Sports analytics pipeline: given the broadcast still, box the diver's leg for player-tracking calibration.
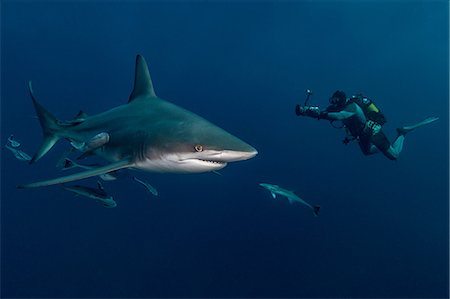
[384,146,400,160]
[358,134,379,156]
[361,143,379,155]
[372,131,399,160]
[367,144,379,155]
[383,133,406,160]
[391,134,405,155]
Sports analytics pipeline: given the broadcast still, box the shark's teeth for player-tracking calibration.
[198,159,225,165]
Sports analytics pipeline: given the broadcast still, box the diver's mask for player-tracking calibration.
[328,90,347,109]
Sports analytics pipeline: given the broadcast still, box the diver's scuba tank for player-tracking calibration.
[350,94,387,125]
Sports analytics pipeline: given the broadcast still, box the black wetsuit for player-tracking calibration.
[319,101,403,160]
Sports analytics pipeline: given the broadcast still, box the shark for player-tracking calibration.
[62,181,117,208]
[259,183,320,216]
[18,55,257,188]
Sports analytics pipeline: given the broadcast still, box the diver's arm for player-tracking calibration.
[323,103,360,120]
[322,110,355,120]
[298,103,359,120]
[297,105,356,120]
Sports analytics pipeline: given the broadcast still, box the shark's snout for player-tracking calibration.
[220,148,258,162]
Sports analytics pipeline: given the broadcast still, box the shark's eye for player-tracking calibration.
[194,144,203,152]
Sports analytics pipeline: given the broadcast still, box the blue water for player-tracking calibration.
[1,1,448,298]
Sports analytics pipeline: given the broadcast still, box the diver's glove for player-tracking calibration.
[296,105,321,119]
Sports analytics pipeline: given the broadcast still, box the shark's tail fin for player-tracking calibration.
[313,205,321,217]
[28,81,63,164]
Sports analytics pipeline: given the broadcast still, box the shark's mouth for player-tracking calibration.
[197,159,227,165]
[183,158,228,168]
[170,157,227,173]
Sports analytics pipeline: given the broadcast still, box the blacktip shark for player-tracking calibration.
[62,181,117,208]
[259,183,320,216]
[18,55,257,188]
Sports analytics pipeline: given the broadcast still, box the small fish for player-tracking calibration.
[70,132,110,152]
[4,144,32,161]
[61,158,118,181]
[7,135,21,148]
[62,181,117,208]
[133,176,158,196]
[259,183,320,216]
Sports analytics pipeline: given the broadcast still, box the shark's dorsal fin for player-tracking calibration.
[128,55,156,102]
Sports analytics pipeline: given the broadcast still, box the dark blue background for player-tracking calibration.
[1,1,448,298]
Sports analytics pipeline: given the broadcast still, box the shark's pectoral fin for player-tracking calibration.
[271,192,277,199]
[18,159,133,189]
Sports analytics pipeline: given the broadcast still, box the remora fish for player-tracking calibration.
[132,176,158,196]
[4,144,32,162]
[8,135,21,148]
[70,132,110,153]
[18,55,257,188]
[259,183,320,216]
[62,181,117,208]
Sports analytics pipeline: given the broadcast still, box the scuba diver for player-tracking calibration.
[295,90,439,160]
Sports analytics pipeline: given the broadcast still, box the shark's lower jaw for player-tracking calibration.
[134,157,227,173]
[180,158,228,172]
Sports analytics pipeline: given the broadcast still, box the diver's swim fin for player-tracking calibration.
[397,116,439,136]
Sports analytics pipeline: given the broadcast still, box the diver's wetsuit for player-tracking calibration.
[319,102,405,160]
